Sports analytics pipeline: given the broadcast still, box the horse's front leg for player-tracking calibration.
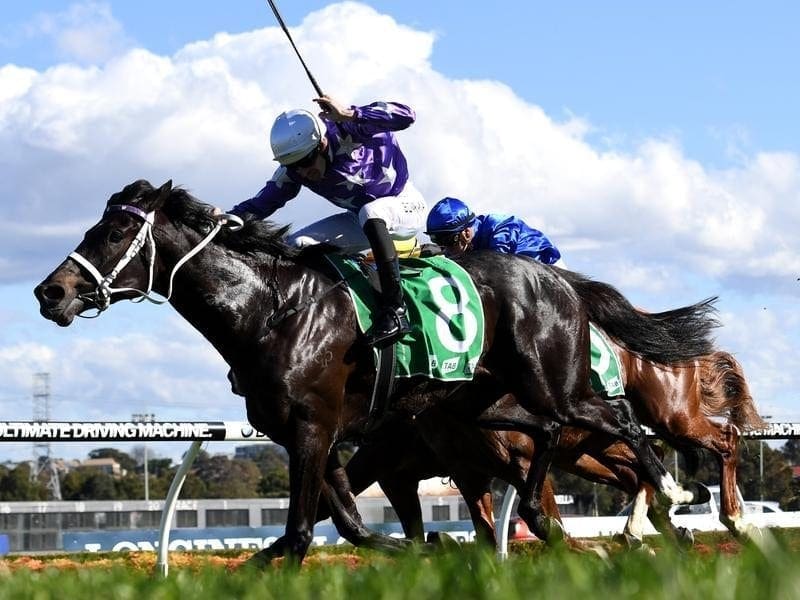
[516,422,566,545]
[451,473,497,548]
[379,476,426,542]
[571,395,705,507]
[247,419,331,567]
[474,403,566,544]
[321,450,412,551]
[643,485,695,549]
[714,423,750,537]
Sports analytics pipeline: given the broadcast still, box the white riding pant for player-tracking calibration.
[287,182,427,254]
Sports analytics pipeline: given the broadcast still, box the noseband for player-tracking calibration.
[68,204,242,316]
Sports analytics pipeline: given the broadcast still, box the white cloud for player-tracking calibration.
[0,315,232,419]
[0,343,56,389]
[716,305,800,420]
[2,1,796,287]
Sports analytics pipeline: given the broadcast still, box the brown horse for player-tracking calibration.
[326,344,763,547]
[34,180,718,563]
[614,345,765,536]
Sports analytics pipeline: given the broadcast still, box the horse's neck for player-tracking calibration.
[624,350,700,397]
[165,245,309,362]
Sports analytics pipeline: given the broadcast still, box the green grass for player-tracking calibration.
[3,532,800,599]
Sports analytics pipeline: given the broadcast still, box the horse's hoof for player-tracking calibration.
[744,524,764,541]
[675,526,695,549]
[426,531,460,549]
[686,482,711,505]
[426,531,443,545]
[586,544,611,561]
[242,551,273,570]
[636,543,656,557]
[538,517,566,546]
[612,532,643,550]
[743,525,780,555]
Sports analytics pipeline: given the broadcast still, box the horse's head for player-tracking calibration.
[34,179,174,326]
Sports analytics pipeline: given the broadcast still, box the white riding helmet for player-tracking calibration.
[269,109,325,165]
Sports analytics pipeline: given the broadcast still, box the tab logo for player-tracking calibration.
[441,358,459,374]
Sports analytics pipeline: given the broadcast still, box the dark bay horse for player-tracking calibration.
[330,345,763,547]
[34,180,716,563]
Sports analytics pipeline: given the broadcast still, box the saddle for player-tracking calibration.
[326,252,486,431]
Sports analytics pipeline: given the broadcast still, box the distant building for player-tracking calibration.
[77,458,125,479]
[234,444,276,461]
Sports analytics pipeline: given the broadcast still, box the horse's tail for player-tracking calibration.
[559,270,719,363]
[698,352,767,431]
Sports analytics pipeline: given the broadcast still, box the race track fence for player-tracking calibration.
[0,421,270,576]
[1,421,799,572]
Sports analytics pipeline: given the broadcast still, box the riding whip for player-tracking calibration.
[265,0,324,97]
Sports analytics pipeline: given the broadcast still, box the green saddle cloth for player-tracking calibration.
[326,255,485,382]
[326,255,622,394]
[589,322,624,397]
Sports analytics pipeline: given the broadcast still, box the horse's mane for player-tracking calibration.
[698,352,766,431]
[163,188,339,262]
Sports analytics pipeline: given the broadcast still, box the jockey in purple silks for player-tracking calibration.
[425,197,564,266]
[228,95,427,348]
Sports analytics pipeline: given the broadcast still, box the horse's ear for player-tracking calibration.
[140,179,172,212]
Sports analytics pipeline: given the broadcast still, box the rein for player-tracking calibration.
[69,204,243,316]
[69,201,353,330]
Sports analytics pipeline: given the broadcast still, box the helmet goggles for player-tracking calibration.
[286,144,322,170]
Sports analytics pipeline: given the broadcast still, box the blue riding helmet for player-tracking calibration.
[425,197,476,234]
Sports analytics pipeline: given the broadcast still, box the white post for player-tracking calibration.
[758,416,772,504]
[674,448,679,483]
[496,486,517,560]
[132,413,155,501]
[144,443,149,502]
[760,440,764,503]
[157,440,203,577]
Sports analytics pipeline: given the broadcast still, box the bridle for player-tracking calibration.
[68,201,347,329]
[68,204,242,317]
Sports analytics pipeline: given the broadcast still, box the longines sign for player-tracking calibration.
[64,522,478,553]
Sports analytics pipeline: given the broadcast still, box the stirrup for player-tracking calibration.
[366,307,410,348]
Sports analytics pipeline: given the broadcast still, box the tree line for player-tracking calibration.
[0,445,290,502]
[0,440,798,515]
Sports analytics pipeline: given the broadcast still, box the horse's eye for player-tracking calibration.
[109,229,125,243]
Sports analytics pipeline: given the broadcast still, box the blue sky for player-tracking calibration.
[5,1,798,164]
[0,1,798,461]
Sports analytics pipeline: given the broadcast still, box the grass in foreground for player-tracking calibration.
[2,531,800,599]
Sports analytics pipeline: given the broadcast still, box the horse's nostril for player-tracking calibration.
[35,283,65,303]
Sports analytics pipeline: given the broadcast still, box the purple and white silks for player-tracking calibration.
[231,101,417,219]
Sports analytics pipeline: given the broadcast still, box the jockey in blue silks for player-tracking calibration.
[426,198,630,399]
[425,197,562,265]
[227,95,428,348]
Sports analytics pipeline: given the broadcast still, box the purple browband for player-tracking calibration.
[104,204,153,223]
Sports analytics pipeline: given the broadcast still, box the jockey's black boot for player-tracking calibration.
[363,218,411,348]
